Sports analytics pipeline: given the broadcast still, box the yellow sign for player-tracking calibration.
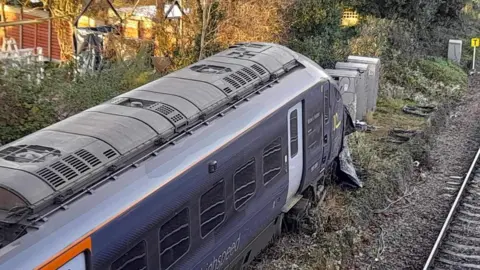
[472,38,480,47]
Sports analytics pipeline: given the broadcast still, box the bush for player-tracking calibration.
[347,0,467,26]
[284,0,357,68]
[0,66,58,144]
[417,57,467,87]
[0,52,158,145]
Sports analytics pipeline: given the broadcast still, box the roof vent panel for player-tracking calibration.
[103,149,117,159]
[251,64,267,75]
[37,168,65,188]
[75,149,101,167]
[223,77,241,89]
[236,70,252,82]
[50,161,78,180]
[63,155,90,173]
[230,74,247,86]
[241,67,258,79]
[146,102,187,129]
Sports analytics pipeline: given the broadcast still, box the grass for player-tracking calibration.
[251,96,432,269]
[253,57,466,268]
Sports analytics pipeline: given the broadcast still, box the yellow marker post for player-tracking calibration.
[471,38,480,70]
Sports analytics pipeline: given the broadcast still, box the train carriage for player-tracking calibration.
[0,42,354,270]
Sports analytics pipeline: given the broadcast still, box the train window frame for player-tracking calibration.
[335,85,342,102]
[289,110,298,158]
[262,137,283,185]
[233,158,257,210]
[324,85,330,123]
[199,179,227,239]
[158,208,191,270]
[111,240,148,270]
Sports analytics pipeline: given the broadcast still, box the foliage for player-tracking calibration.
[348,16,391,57]
[0,65,58,144]
[346,0,467,26]
[285,0,357,68]
[215,0,288,47]
[417,57,467,87]
[380,58,467,102]
[0,51,157,145]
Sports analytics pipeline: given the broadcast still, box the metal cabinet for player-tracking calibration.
[347,56,381,112]
[324,69,360,121]
[335,62,369,120]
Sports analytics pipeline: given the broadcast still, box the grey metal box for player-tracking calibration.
[335,62,369,120]
[347,56,381,112]
[448,39,462,64]
[324,68,360,121]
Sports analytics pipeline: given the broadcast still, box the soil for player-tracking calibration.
[357,75,480,269]
[251,75,480,270]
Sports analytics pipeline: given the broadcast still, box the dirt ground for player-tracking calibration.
[361,75,480,269]
[251,75,480,270]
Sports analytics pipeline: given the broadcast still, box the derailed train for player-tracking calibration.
[0,42,355,270]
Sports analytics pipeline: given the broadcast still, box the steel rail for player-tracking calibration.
[423,147,480,269]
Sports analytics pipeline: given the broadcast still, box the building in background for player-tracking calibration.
[0,0,190,64]
[0,5,65,62]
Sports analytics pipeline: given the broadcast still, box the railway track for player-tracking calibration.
[424,147,480,269]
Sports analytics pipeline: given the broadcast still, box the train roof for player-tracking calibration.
[0,43,334,261]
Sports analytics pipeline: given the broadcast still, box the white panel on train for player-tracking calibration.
[57,252,87,270]
[287,102,304,201]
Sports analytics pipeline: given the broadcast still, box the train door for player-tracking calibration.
[287,102,304,200]
[322,84,332,164]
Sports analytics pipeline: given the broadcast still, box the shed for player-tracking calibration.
[0,5,68,62]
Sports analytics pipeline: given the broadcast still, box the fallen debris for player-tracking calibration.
[380,128,422,144]
[402,104,436,117]
[338,137,362,188]
[373,187,416,214]
[355,121,377,132]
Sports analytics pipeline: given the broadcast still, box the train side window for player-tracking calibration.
[159,208,190,270]
[324,85,330,123]
[263,137,283,185]
[111,240,147,270]
[234,158,256,209]
[289,110,298,157]
[200,180,226,238]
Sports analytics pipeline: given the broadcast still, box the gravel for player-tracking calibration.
[363,75,480,269]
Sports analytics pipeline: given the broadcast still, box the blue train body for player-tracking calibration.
[0,42,353,270]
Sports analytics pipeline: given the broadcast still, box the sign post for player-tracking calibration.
[471,38,479,71]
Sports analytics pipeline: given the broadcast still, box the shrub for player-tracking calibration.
[347,0,467,26]
[0,51,157,145]
[284,0,356,68]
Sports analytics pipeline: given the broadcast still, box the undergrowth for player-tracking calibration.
[0,50,159,145]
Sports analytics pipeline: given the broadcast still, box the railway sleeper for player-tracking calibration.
[439,248,480,264]
[445,233,480,247]
[435,257,480,270]
[443,241,480,253]
[450,225,480,239]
